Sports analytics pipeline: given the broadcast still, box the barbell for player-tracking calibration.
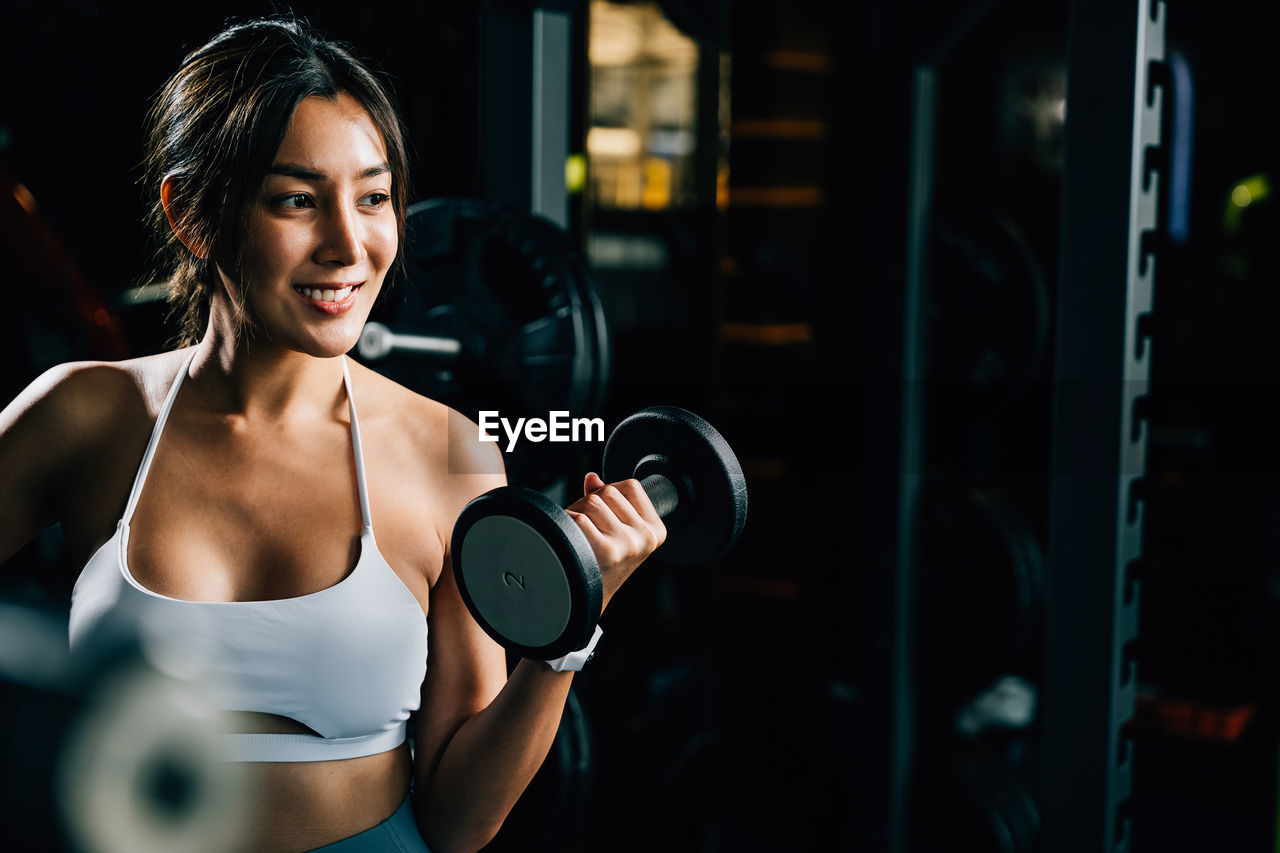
[354,197,611,490]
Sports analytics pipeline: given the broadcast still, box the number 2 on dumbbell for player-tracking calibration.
[451,406,748,660]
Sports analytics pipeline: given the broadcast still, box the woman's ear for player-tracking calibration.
[160,174,209,260]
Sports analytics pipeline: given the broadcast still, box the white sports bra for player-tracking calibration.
[68,348,429,762]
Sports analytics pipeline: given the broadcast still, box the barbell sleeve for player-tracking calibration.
[357,321,464,361]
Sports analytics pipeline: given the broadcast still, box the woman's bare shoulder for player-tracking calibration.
[0,351,192,552]
[2,350,189,440]
[346,360,505,487]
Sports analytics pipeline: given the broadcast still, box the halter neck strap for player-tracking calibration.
[122,347,199,524]
[342,356,374,531]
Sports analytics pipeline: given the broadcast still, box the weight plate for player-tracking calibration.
[568,240,612,420]
[929,197,1051,414]
[917,481,1045,710]
[602,406,748,567]
[452,486,602,659]
[914,737,1040,853]
[57,664,247,853]
[358,198,611,490]
[458,515,573,649]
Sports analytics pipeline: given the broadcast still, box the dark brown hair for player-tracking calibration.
[142,15,411,346]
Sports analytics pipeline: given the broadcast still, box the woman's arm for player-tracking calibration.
[411,543,570,853]
[411,412,665,853]
[0,363,120,567]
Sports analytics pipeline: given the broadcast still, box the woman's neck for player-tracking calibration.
[185,311,348,424]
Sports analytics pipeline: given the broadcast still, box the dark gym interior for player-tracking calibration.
[1,0,1277,851]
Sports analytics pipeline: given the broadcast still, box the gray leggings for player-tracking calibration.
[307,796,431,852]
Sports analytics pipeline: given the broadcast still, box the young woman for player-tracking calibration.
[0,16,664,853]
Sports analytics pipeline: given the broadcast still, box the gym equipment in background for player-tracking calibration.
[0,602,247,853]
[355,198,612,491]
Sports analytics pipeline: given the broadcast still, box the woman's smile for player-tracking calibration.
[292,282,365,314]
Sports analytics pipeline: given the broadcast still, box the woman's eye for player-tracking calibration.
[361,192,391,208]
[275,193,313,209]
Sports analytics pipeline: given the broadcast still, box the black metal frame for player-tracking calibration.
[479,0,584,230]
[1041,2,1164,851]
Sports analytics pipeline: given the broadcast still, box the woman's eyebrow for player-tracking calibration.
[266,162,391,180]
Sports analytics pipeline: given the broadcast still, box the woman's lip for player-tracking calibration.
[293,284,361,315]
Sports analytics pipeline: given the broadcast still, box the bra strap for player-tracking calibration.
[342,357,374,531]
[122,347,198,524]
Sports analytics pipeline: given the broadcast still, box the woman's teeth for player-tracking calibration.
[295,285,355,302]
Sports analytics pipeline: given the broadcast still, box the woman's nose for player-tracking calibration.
[315,204,366,267]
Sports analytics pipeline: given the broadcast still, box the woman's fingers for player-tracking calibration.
[571,477,661,544]
[582,471,606,495]
[564,475,667,604]
[611,479,667,546]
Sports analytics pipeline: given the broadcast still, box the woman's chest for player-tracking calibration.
[119,421,440,612]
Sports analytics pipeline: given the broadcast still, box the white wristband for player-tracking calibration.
[544,625,604,672]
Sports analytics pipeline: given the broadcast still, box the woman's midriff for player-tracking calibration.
[230,713,414,853]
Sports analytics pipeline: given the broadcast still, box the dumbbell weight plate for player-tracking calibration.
[454,487,603,659]
[602,406,748,567]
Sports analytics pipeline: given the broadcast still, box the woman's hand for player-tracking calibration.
[564,472,666,611]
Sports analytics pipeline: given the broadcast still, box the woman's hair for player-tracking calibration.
[141,14,411,346]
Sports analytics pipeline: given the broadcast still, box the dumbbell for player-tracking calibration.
[451,406,748,660]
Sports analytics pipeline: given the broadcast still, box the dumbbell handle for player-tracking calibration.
[629,457,695,532]
[639,473,680,519]
[357,321,463,361]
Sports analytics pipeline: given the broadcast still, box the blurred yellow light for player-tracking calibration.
[587,127,642,158]
[1234,175,1269,206]
[1224,173,1271,234]
[566,154,586,194]
[615,161,643,208]
[641,157,671,209]
[589,0,644,66]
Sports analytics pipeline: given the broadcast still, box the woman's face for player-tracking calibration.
[222,92,397,357]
